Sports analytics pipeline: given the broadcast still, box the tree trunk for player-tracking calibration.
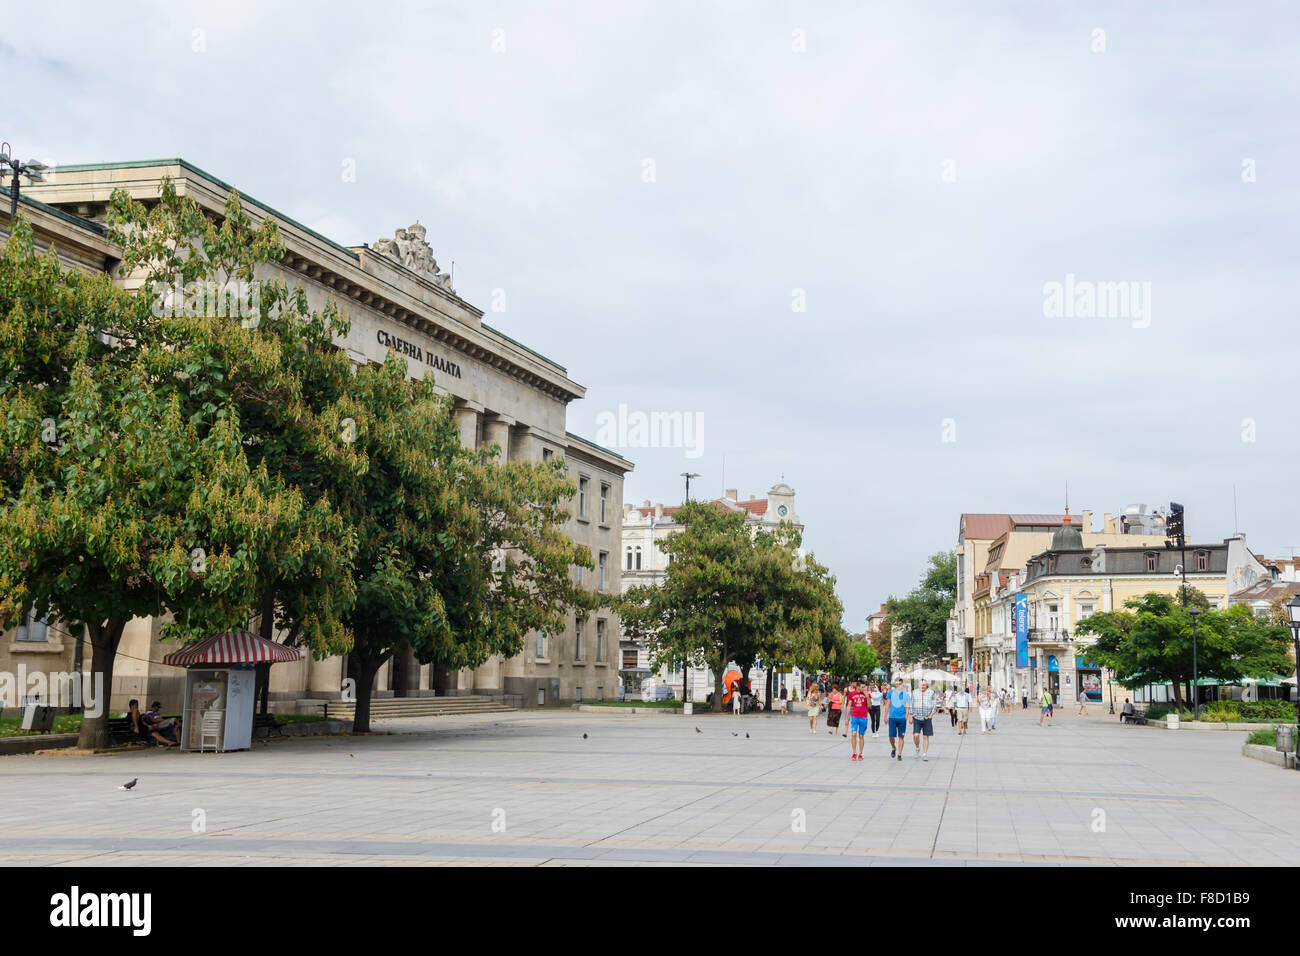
[77,619,127,750]
[351,653,385,734]
[254,586,277,716]
[712,645,727,712]
[765,666,774,711]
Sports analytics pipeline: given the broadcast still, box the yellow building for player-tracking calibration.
[988,527,1270,706]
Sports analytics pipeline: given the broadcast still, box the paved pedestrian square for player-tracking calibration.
[0,706,1296,866]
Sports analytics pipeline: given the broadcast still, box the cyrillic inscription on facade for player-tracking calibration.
[376,329,463,378]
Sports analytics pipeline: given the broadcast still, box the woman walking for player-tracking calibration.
[827,684,843,735]
[978,687,995,734]
[806,684,822,734]
[868,682,884,737]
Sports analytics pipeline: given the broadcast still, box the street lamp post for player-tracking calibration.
[0,143,49,219]
[1188,607,1201,720]
[1286,596,1300,769]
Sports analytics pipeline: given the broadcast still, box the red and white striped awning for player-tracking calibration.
[162,628,302,667]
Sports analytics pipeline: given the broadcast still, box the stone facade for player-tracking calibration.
[4,159,633,714]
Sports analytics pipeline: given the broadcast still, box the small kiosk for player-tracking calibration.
[162,628,301,753]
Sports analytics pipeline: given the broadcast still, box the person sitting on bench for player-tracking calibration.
[1119,699,1136,723]
[145,700,181,745]
[129,699,177,747]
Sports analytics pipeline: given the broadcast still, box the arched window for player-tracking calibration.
[635,546,642,570]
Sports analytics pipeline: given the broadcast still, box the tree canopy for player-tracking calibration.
[1075,589,1293,710]
[619,501,846,711]
[884,550,956,665]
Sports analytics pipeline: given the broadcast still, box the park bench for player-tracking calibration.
[107,715,182,746]
[253,713,285,738]
[1121,704,1148,726]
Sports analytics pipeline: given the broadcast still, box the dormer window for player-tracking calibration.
[1145,552,1157,572]
[1195,550,1208,572]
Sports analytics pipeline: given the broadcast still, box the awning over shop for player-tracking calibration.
[162,628,302,667]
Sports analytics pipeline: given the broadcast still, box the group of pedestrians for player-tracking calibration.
[802,676,1050,760]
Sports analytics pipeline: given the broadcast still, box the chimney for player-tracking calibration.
[642,499,650,508]
[1081,509,1092,532]
[1103,513,1116,534]
[725,488,738,501]
[654,503,664,518]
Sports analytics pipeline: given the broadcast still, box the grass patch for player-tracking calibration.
[1248,728,1282,746]
[269,713,332,724]
[0,713,83,738]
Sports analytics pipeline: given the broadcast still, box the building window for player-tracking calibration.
[598,552,607,591]
[16,607,48,643]
[596,620,606,662]
[578,477,588,517]
[635,546,642,570]
[626,547,634,571]
[600,483,609,523]
[575,619,584,661]
[623,648,639,669]
[536,631,547,659]
[1078,604,1094,620]
[1145,552,1157,572]
[1196,551,1208,571]
[542,447,553,462]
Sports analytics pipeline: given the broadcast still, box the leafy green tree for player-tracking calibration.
[1075,589,1293,711]
[850,640,880,678]
[336,358,597,732]
[105,182,360,707]
[0,214,321,747]
[886,551,956,665]
[620,502,845,712]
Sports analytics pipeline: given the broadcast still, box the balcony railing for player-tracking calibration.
[1028,628,1070,645]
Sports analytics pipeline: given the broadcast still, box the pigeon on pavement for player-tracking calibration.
[582,733,588,739]
[118,778,138,791]
[731,732,738,737]
[695,727,703,734]
[745,733,750,738]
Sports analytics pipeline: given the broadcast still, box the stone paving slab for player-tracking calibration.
[0,706,1294,866]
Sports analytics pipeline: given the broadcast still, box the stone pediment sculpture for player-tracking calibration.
[372,221,454,291]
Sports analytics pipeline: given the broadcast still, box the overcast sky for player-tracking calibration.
[7,0,1299,627]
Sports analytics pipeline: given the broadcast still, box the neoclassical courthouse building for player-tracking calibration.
[1,158,631,710]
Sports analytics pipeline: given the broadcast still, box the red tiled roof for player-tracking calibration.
[1230,580,1300,602]
[634,497,769,519]
[962,513,1071,541]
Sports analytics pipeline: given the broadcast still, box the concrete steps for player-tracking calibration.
[324,696,515,720]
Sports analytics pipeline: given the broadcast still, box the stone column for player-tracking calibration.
[453,400,483,451]
[473,412,516,695]
[481,413,514,462]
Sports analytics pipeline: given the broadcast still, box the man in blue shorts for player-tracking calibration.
[886,677,911,761]
[846,681,870,760]
[910,679,937,761]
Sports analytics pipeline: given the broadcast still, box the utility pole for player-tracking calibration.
[680,471,700,503]
[1166,502,1187,605]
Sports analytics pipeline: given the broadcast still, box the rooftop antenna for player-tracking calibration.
[1233,484,1239,535]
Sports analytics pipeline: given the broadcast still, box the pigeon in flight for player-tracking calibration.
[118,778,138,791]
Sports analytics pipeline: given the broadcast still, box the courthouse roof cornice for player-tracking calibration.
[27,159,583,403]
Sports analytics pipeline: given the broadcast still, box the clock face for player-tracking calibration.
[777,505,788,517]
